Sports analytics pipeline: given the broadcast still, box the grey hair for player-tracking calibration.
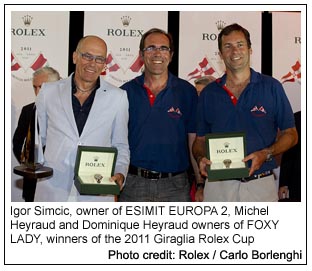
[194,75,216,87]
[33,66,61,82]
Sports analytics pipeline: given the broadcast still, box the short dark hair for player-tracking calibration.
[139,28,174,53]
[218,23,252,51]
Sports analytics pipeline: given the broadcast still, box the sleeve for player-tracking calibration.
[196,90,210,136]
[35,88,48,148]
[12,106,30,162]
[186,85,198,134]
[111,90,130,179]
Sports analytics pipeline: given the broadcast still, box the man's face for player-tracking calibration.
[33,73,49,96]
[219,30,252,73]
[141,33,173,76]
[73,37,107,83]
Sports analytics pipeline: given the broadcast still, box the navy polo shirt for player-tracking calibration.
[121,72,198,173]
[197,68,295,174]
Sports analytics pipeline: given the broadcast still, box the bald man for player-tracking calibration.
[35,35,129,202]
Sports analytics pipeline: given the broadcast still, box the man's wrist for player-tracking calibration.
[196,182,205,191]
[264,147,274,161]
[115,173,125,184]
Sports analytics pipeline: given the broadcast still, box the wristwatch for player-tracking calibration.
[265,149,273,162]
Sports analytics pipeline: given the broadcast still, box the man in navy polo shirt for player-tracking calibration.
[192,23,298,202]
[119,28,199,202]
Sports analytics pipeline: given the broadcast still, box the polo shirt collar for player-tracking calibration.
[136,71,176,89]
[216,68,258,86]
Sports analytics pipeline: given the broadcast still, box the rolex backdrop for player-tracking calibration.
[84,11,168,87]
[272,12,301,113]
[11,11,69,201]
[179,11,261,84]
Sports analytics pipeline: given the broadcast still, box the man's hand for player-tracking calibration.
[197,156,211,177]
[110,173,125,190]
[243,149,268,176]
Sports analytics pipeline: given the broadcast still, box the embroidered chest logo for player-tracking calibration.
[250,105,267,116]
[167,107,182,118]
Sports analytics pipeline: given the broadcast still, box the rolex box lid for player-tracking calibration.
[74,145,120,195]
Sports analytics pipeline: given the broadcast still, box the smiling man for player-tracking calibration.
[119,28,199,202]
[35,35,129,202]
[192,24,298,202]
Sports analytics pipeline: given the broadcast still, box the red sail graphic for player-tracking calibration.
[11,53,21,71]
[30,53,48,71]
[129,55,144,72]
[187,57,216,81]
[281,60,301,84]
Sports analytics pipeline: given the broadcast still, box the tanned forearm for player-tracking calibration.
[244,127,298,175]
[192,136,210,177]
[263,127,298,157]
[188,133,202,182]
[192,136,207,164]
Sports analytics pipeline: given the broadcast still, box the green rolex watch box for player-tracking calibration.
[206,132,249,180]
[74,145,120,195]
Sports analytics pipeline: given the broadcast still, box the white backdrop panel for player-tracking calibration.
[179,11,261,84]
[84,11,168,87]
[272,12,301,113]
[11,11,69,201]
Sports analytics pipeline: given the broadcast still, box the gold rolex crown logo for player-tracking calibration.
[216,20,226,32]
[22,15,33,26]
[224,142,230,148]
[94,156,99,162]
[121,16,131,27]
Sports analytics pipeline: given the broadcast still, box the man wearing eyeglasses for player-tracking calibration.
[35,35,129,202]
[119,28,199,202]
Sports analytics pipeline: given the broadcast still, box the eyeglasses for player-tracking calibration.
[77,51,106,64]
[142,46,171,53]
